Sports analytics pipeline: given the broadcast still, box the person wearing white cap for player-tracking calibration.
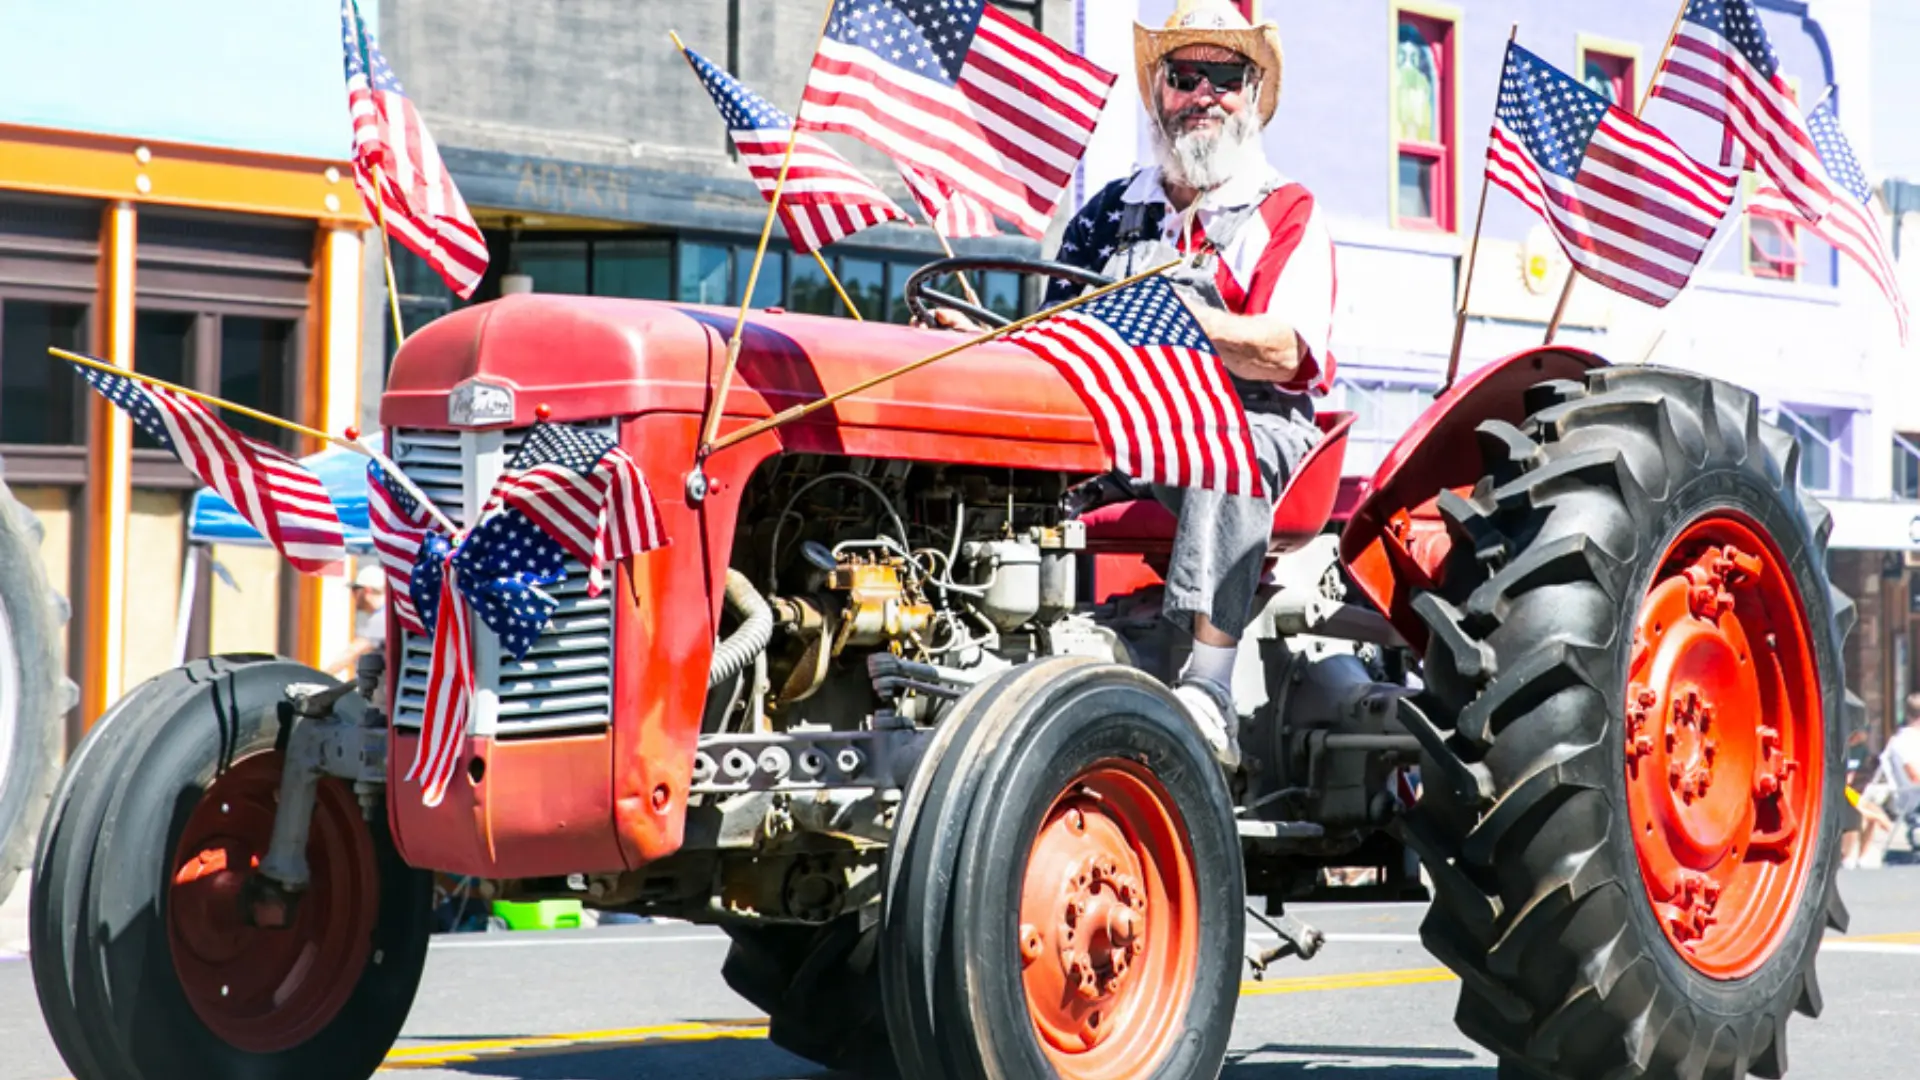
[934,0,1335,770]
[325,564,388,679]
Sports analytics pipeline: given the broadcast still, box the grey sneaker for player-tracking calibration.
[1174,676,1242,770]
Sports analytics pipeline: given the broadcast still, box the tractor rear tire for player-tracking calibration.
[0,471,78,908]
[881,656,1243,1080]
[1407,366,1851,1079]
[29,655,433,1080]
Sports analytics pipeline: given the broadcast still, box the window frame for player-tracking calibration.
[1743,78,1805,282]
[1769,403,1852,497]
[1389,2,1463,234]
[1892,431,1920,500]
[1576,34,1641,112]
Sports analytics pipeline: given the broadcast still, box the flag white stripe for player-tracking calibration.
[798,99,1047,234]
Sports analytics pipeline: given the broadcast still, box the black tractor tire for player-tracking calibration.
[720,917,898,1077]
[881,656,1244,1080]
[0,470,79,908]
[29,655,434,1080]
[1405,366,1851,1079]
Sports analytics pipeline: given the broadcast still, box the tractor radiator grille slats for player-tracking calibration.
[387,422,619,738]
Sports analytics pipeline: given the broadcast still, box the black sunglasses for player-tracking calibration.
[1164,60,1251,95]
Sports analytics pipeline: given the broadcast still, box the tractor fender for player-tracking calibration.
[1337,345,1607,652]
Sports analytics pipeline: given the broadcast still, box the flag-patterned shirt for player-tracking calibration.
[1046,164,1337,397]
[683,45,910,254]
[77,364,345,574]
[1489,43,1737,308]
[1006,276,1265,498]
[798,0,1115,240]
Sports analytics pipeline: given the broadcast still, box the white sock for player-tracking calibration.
[1182,640,1236,687]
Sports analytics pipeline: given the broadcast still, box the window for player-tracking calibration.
[1769,405,1851,496]
[591,239,672,300]
[1893,432,1920,500]
[1335,379,1435,475]
[131,312,195,452]
[514,240,590,295]
[1393,9,1456,231]
[788,255,840,316]
[732,245,786,311]
[218,318,298,451]
[678,242,731,305]
[1746,177,1803,280]
[838,258,886,321]
[0,301,89,446]
[1578,42,1638,111]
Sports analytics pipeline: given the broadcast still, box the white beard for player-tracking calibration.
[1151,88,1264,193]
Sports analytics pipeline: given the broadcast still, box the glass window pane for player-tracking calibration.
[980,271,1022,321]
[788,254,841,316]
[1397,155,1434,221]
[679,242,732,305]
[733,247,785,311]
[132,311,196,451]
[1584,60,1618,104]
[1395,23,1438,143]
[839,258,885,322]
[887,262,916,324]
[513,239,589,295]
[1,301,87,446]
[1894,439,1920,500]
[219,318,297,451]
[591,239,672,300]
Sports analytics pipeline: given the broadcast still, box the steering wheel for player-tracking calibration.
[903,256,1116,329]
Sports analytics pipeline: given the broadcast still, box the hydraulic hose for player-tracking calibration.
[709,569,774,689]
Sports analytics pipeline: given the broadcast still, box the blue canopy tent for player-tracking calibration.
[185,432,382,554]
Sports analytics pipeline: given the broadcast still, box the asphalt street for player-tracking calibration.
[3,868,1916,1079]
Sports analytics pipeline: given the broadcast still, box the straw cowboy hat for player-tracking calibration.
[1134,0,1285,128]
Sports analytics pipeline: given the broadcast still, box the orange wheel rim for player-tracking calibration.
[1625,511,1825,980]
[166,752,379,1052]
[1017,761,1199,1079]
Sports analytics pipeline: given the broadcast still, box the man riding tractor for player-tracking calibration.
[934,0,1330,771]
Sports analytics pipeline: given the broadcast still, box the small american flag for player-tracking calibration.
[1752,100,1909,343]
[341,0,489,298]
[1650,0,1832,225]
[797,0,1116,240]
[72,362,345,574]
[683,45,909,254]
[479,423,668,595]
[1487,43,1738,308]
[368,460,435,638]
[406,534,474,808]
[899,163,999,239]
[1005,276,1264,498]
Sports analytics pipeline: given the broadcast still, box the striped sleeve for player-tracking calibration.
[1215,184,1338,395]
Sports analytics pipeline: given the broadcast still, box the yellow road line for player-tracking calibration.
[376,965,1458,1070]
[1838,931,1920,945]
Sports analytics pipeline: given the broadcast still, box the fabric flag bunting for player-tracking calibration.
[406,533,473,808]
[71,361,346,574]
[899,163,999,239]
[368,460,436,638]
[341,0,490,298]
[1486,43,1739,308]
[1649,0,1831,225]
[682,44,910,254]
[1004,276,1264,499]
[797,0,1116,240]
[1751,100,1909,344]
[478,423,669,596]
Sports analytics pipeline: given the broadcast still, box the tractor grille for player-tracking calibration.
[387,422,619,738]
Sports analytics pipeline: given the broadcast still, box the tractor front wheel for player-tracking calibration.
[29,656,433,1080]
[1408,367,1851,1079]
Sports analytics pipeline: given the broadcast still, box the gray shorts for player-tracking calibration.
[1151,407,1322,640]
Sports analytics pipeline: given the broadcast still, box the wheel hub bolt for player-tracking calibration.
[1020,923,1043,965]
[1066,808,1085,834]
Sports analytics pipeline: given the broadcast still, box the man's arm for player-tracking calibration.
[1191,305,1305,386]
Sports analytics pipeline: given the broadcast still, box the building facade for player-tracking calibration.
[0,0,377,744]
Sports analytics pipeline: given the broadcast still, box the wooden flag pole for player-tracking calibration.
[668,30,866,326]
[709,257,1184,453]
[370,164,409,347]
[1441,26,1518,393]
[1543,3,1692,344]
[689,3,841,455]
[50,346,459,537]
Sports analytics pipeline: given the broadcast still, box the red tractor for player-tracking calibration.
[30,259,1854,1080]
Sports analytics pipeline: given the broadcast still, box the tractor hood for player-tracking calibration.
[380,294,1106,468]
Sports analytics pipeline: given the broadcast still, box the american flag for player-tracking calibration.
[406,534,475,808]
[478,423,668,596]
[1487,44,1738,308]
[1004,276,1264,498]
[71,361,345,574]
[368,460,435,638]
[796,0,1116,240]
[1751,100,1909,343]
[682,45,910,254]
[900,162,999,238]
[341,0,490,298]
[1649,0,1832,225]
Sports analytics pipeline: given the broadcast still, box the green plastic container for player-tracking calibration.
[491,898,583,931]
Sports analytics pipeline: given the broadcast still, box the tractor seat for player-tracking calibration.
[1077,411,1355,556]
